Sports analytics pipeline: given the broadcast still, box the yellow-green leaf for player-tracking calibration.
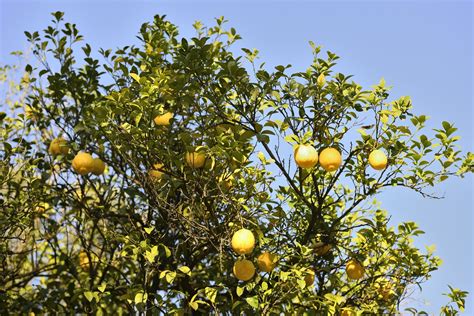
[189,301,199,311]
[144,227,154,234]
[165,271,176,283]
[246,296,259,309]
[204,287,218,303]
[178,266,191,275]
[84,291,94,302]
[130,73,140,83]
[98,283,106,293]
[236,286,244,297]
[134,292,147,305]
[145,245,158,263]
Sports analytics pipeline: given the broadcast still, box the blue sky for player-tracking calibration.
[1,0,472,313]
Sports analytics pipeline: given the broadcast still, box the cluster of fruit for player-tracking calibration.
[138,113,385,285]
[294,144,388,171]
[230,229,365,285]
[231,228,276,281]
[152,112,388,177]
[48,137,106,176]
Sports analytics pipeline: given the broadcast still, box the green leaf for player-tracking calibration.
[317,73,326,87]
[130,73,140,83]
[204,287,218,303]
[246,296,259,309]
[284,134,299,144]
[279,271,289,282]
[54,11,65,20]
[144,226,154,234]
[97,283,106,293]
[324,293,346,304]
[145,245,158,263]
[84,291,94,302]
[236,286,244,297]
[442,121,451,131]
[357,128,367,136]
[178,266,191,275]
[134,112,142,126]
[379,77,386,87]
[160,244,172,257]
[271,90,280,101]
[159,270,170,279]
[189,301,199,311]
[256,134,270,144]
[165,271,176,283]
[134,292,148,305]
[297,279,306,289]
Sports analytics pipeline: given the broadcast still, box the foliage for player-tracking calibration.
[0,12,472,315]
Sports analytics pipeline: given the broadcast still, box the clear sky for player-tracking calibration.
[1,0,472,313]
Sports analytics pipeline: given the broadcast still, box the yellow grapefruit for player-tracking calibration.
[79,251,98,270]
[304,269,315,287]
[154,112,173,126]
[346,259,365,280]
[218,174,234,190]
[91,158,106,175]
[231,228,255,255]
[48,137,69,156]
[257,252,277,272]
[368,149,388,170]
[294,144,318,169]
[378,282,394,301]
[72,152,94,175]
[314,242,332,256]
[319,147,342,171]
[233,259,255,281]
[340,309,356,316]
[185,151,206,168]
[149,163,164,180]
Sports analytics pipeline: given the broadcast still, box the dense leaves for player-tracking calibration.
[0,12,472,315]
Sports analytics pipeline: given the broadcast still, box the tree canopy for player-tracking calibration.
[0,12,472,315]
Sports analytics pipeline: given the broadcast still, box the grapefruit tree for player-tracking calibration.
[1,12,472,315]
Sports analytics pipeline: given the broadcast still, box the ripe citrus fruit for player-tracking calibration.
[233,259,255,281]
[154,112,173,126]
[346,259,365,280]
[304,269,315,287]
[79,251,89,268]
[218,174,234,190]
[314,242,332,256]
[48,137,69,156]
[368,149,388,170]
[148,163,164,180]
[319,147,342,171]
[294,144,318,169]
[340,309,356,316]
[185,151,206,168]
[79,251,98,270]
[72,152,94,175]
[378,283,394,300]
[91,158,106,175]
[257,252,277,272]
[231,228,255,255]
